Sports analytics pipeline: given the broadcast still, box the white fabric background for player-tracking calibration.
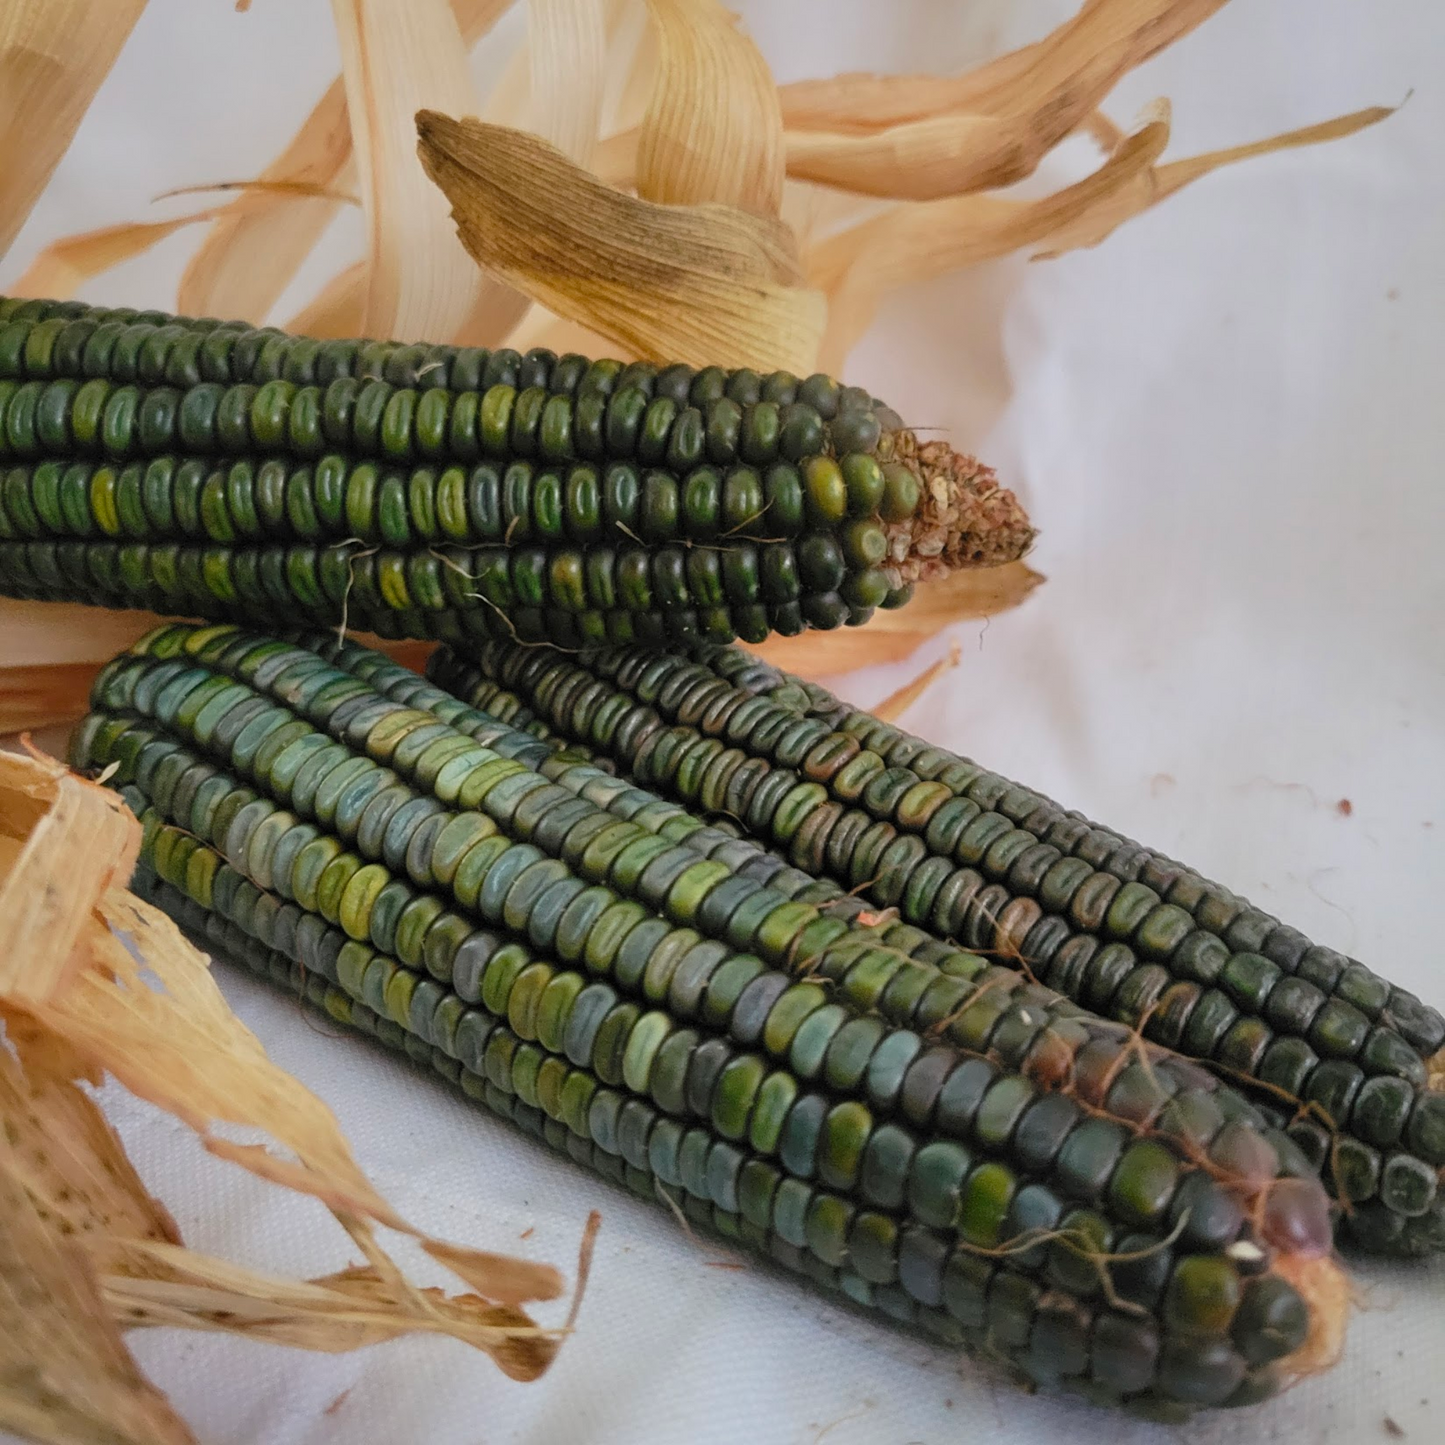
[3,2,1443,1441]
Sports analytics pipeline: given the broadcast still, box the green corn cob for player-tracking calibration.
[71,621,1344,1415]
[0,295,1034,648]
[423,639,1445,1256]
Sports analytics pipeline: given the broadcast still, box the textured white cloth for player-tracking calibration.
[3,2,1443,1441]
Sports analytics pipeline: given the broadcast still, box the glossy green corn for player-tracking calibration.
[425,639,1445,1257]
[73,621,1340,1415]
[0,296,1036,648]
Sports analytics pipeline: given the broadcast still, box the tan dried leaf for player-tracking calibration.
[450,0,611,348]
[1034,105,1394,257]
[637,0,784,215]
[0,747,583,1417]
[10,208,228,303]
[418,112,825,372]
[603,0,656,137]
[871,643,962,725]
[0,751,138,1007]
[333,0,487,341]
[777,52,1042,135]
[809,109,1172,371]
[284,258,368,338]
[0,600,166,669]
[0,662,106,735]
[782,0,1227,199]
[178,0,513,325]
[101,1234,563,1380]
[422,1238,565,1309]
[0,1020,180,1253]
[173,88,352,323]
[0,0,148,261]
[0,1149,196,1445]
[502,304,629,363]
[746,561,1044,676]
[529,0,608,165]
[61,890,407,1225]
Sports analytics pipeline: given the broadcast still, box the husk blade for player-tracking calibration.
[417,111,825,372]
[636,0,784,215]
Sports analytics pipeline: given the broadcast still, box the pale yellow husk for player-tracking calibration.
[418,112,826,374]
[0,0,148,260]
[636,0,784,214]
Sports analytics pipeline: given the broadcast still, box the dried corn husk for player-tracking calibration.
[0,747,588,1440]
[749,561,1044,674]
[636,0,784,214]
[0,1,148,260]
[418,113,826,373]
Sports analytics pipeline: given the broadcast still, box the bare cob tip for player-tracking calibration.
[880,430,1035,586]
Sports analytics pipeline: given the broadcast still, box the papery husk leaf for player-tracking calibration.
[0,751,138,1007]
[780,178,882,256]
[809,110,1171,371]
[10,209,227,303]
[284,258,368,337]
[871,643,961,725]
[780,0,1225,200]
[502,304,630,362]
[1034,105,1393,257]
[101,1237,561,1379]
[0,1,148,262]
[58,888,403,1225]
[590,126,641,188]
[777,53,1041,135]
[774,0,1213,138]
[636,0,784,215]
[528,0,607,165]
[332,0,486,342]
[174,119,349,324]
[0,1148,196,1445]
[418,112,824,373]
[0,662,112,739]
[449,0,611,349]
[0,1019,180,1252]
[422,1239,565,1308]
[747,561,1043,675]
[178,0,513,325]
[603,0,656,136]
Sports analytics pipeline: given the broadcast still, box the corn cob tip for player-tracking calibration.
[880,431,1035,584]
[1427,1047,1445,1091]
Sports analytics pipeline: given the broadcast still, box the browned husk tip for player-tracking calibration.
[880,430,1035,586]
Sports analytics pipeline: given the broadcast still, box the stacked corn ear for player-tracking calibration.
[426,641,1445,1257]
[73,622,1345,1417]
[0,296,1032,649]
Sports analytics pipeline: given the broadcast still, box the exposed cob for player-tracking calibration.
[71,621,1345,1416]
[0,295,1033,648]
[425,640,1445,1257]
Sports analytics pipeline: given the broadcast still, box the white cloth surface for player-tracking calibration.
[3,1,1443,1441]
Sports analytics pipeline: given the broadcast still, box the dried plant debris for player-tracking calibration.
[748,562,1043,673]
[0,748,587,1440]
